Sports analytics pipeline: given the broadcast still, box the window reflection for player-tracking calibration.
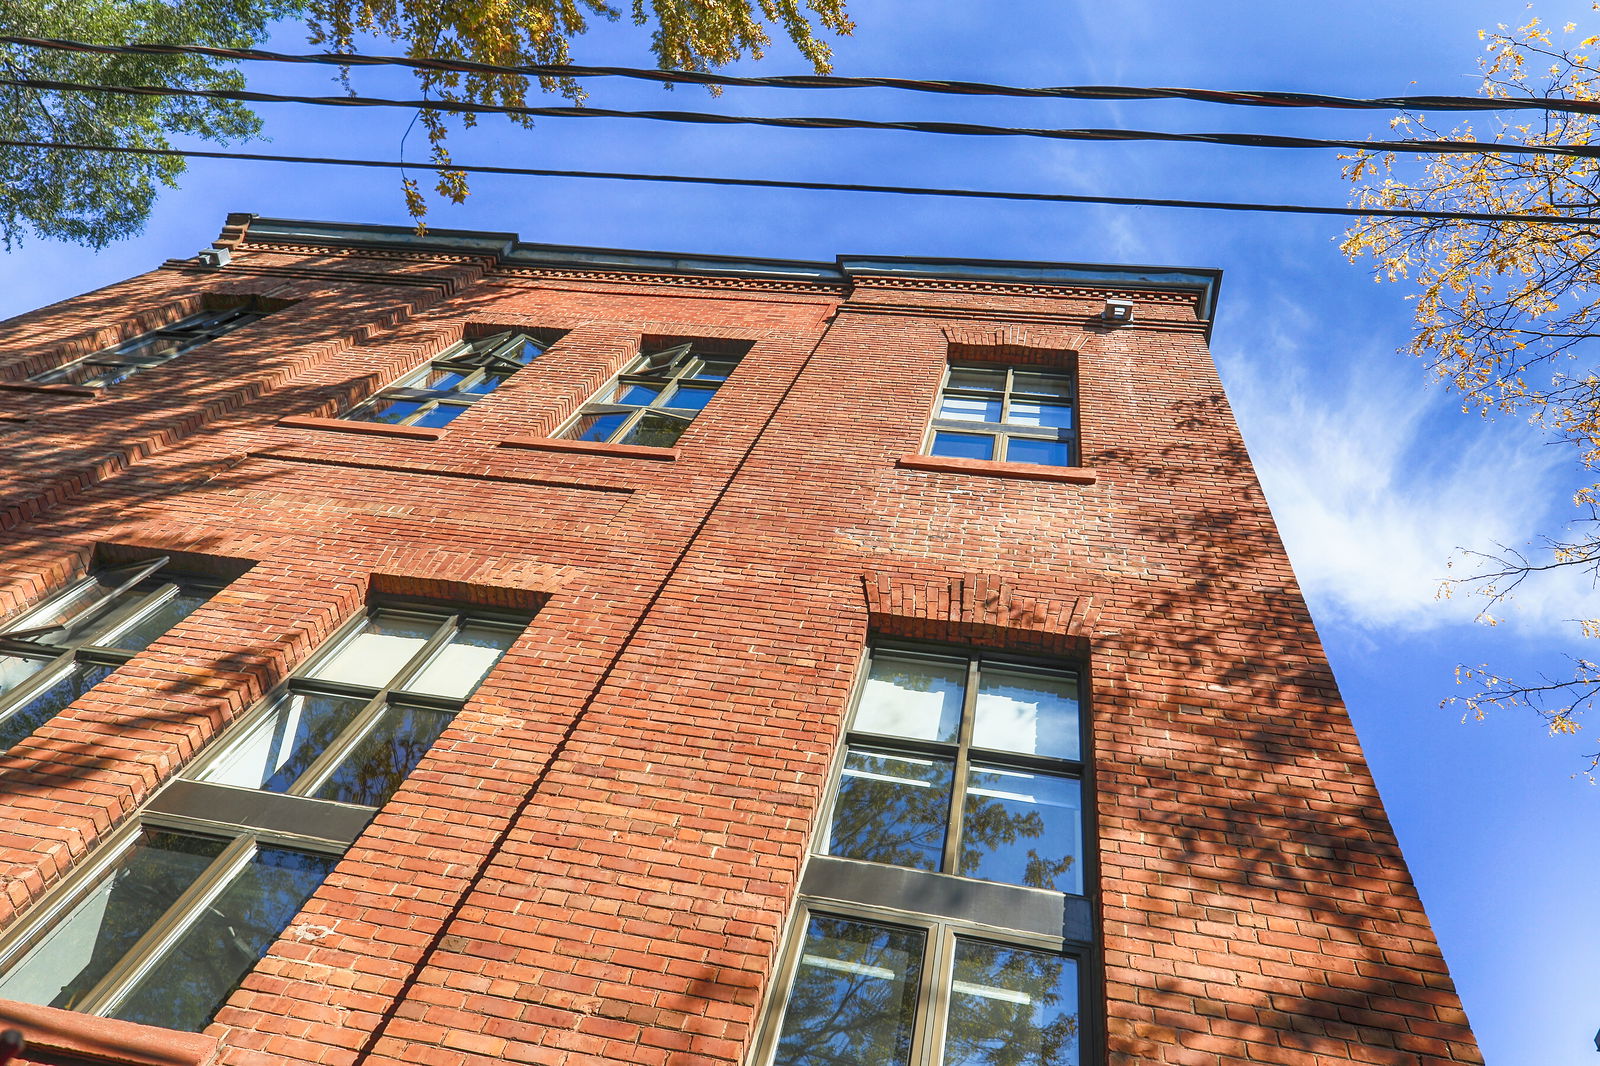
[772,916,924,1066]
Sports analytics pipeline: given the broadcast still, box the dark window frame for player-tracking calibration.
[557,342,741,448]
[925,363,1079,467]
[0,558,230,751]
[0,596,530,1033]
[758,640,1101,1066]
[343,330,551,429]
[29,303,271,389]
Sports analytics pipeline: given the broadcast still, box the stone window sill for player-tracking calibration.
[498,435,680,461]
[895,453,1098,484]
[277,414,446,442]
[0,382,100,400]
[0,1000,217,1066]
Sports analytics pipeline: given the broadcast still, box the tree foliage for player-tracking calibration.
[0,0,854,245]
[304,0,854,225]
[0,0,292,248]
[1343,15,1600,754]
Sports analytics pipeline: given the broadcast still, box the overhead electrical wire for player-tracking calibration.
[4,76,1597,159]
[4,34,1600,117]
[7,138,1596,226]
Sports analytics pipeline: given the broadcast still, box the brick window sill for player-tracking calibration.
[0,382,100,400]
[0,1000,216,1066]
[895,453,1098,484]
[277,414,446,442]
[498,435,680,462]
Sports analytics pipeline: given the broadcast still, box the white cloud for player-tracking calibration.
[1217,315,1591,634]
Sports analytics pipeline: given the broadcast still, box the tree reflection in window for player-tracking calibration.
[825,649,1082,894]
[773,916,923,1066]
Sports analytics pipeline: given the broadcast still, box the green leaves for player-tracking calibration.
[0,0,296,247]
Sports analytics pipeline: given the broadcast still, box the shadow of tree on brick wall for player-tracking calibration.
[1090,393,1480,1066]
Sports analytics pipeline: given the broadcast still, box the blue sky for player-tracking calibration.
[3,2,1597,1062]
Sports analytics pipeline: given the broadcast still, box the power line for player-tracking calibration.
[5,76,1598,159]
[5,138,1595,226]
[5,34,1600,118]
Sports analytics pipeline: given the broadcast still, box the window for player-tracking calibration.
[560,342,740,448]
[30,304,269,388]
[759,646,1091,1066]
[0,558,228,751]
[0,601,526,1032]
[927,365,1077,467]
[344,331,548,429]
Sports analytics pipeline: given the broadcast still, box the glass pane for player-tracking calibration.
[1010,372,1074,400]
[461,372,510,395]
[826,748,953,871]
[690,359,738,381]
[307,613,438,689]
[110,846,337,1032]
[1004,438,1073,467]
[663,385,717,411]
[310,703,455,807]
[571,411,630,442]
[974,668,1079,760]
[351,397,424,425]
[772,916,923,1066]
[947,367,1007,392]
[959,767,1081,893]
[0,654,48,697]
[197,692,369,793]
[854,653,965,742]
[407,403,468,429]
[939,395,1003,423]
[7,572,136,635]
[621,413,688,448]
[1006,401,1074,430]
[415,367,470,391]
[943,942,1079,1066]
[100,589,210,653]
[614,383,662,406]
[402,624,517,698]
[931,432,995,461]
[110,335,185,364]
[0,829,226,1011]
[0,663,116,751]
[510,337,544,364]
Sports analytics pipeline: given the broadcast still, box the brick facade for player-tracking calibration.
[0,216,1480,1066]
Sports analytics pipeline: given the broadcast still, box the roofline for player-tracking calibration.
[237,216,1224,329]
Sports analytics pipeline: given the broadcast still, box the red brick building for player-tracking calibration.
[0,215,1480,1066]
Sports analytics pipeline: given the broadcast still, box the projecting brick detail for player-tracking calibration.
[0,225,1480,1066]
[862,571,1096,654]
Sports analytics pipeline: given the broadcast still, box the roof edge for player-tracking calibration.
[231,216,1222,326]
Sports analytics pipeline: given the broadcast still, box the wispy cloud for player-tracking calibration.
[1217,304,1588,634]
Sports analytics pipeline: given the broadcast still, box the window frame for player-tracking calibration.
[0,558,230,751]
[28,304,270,389]
[161,600,531,840]
[0,817,344,1025]
[556,342,741,448]
[342,331,550,429]
[0,597,530,1032]
[759,640,1100,1066]
[925,363,1079,467]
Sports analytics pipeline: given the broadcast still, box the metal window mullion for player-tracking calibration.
[918,923,958,1066]
[74,833,257,1018]
[282,688,390,798]
[284,613,461,794]
[5,558,170,644]
[941,658,981,876]
[70,583,181,651]
[603,408,651,443]
[0,653,77,726]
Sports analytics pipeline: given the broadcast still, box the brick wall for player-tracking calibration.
[0,221,1479,1066]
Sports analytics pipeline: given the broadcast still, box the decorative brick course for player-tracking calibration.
[0,217,1479,1066]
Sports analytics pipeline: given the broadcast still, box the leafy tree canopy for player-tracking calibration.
[0,0,294,248]
[1343,15,1600,756]
[0,0,853,245]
